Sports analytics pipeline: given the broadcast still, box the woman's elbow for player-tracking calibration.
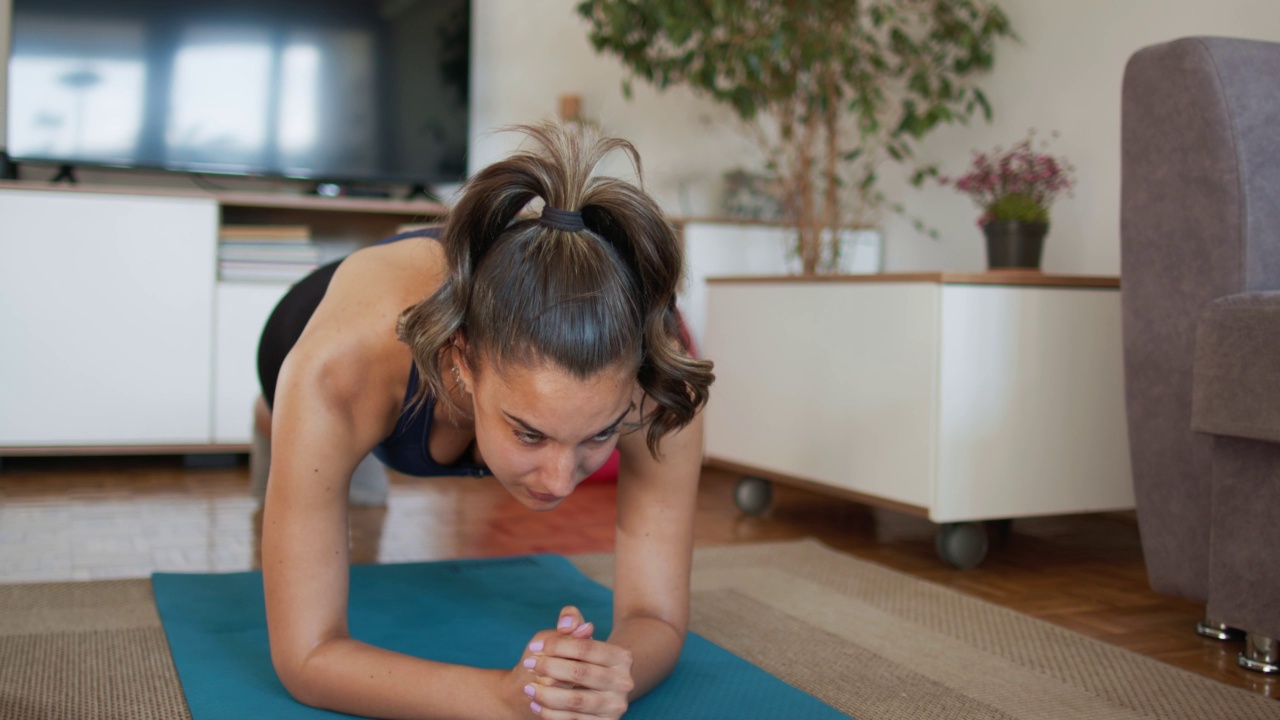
[270,640,329,708]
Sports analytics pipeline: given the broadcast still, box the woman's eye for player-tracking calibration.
[515,431,543,445]
[591,428,619,443]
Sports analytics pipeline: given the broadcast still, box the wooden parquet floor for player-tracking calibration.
[0,455,1275,702]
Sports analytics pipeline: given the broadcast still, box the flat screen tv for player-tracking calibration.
[6,0,471,186]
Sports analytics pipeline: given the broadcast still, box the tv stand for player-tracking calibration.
[405,183,443,202]
[310,181,391,199]
[0,181,450,456]
[50,164,78,184]
[0,151,17,180]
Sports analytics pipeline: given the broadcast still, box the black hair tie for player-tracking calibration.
[539,206,586,233]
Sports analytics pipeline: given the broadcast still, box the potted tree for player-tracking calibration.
[577,0,1016,274]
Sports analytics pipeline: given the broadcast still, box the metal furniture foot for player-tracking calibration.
[1196,618,1245,641]
[936,522,989,569]
[734,476,773,516]
[1239,633,1280,674]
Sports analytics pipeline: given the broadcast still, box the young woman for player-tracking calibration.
[256,121,714,720]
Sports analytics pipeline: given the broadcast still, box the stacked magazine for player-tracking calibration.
[218,225,321,283]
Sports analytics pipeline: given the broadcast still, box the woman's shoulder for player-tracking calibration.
[336,234,448,300]
[316,237,448,329]
[284,237,446,402]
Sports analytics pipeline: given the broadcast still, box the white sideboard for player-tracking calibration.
[0,190,220,447]
[702,273,1134,566]
[212,282,295,444]
[678,220,881,353]
[0,183,445,454]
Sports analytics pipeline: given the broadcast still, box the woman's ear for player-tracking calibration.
[451,336,475,392]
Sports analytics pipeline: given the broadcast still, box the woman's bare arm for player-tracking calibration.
[608,408,704,699]
[261,251,536,720]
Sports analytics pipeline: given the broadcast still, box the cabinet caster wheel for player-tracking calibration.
[734,477,773,516]
[936,522,988,569]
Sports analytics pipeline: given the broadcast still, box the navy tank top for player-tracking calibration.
[371,363,489,478]
[259,225,487,478]
[364,227,488,478]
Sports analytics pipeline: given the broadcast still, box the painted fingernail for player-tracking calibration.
[522,657,536,670]
[530,701,543,714]
[524,683,536,698]
[558,615,574,629]
[528,640,544,653]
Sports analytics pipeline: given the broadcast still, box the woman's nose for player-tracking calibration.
[542,449,580,496]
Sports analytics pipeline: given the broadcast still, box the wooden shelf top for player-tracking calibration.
[215,190,447,215]
[0,179,448,216]
[707,271,1120,289]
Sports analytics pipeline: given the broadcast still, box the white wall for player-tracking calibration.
[0,0,8,147]
[468,1,757,216]
[883,1,1280,275]
[5,1,1280,273]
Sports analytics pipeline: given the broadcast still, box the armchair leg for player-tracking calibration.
[1239,634,1280,674]
[1196,618,1245,641]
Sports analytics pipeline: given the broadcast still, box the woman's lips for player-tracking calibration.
[527,489,563,502]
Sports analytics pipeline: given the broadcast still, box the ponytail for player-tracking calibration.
[397,121,714,456]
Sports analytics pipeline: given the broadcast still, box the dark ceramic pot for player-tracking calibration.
[982,220,1048,270]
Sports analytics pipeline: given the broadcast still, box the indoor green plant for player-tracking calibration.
[577,0,1015,274]
[943,131,1076,269]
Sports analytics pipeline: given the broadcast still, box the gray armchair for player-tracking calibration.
[1121,36,1280,674]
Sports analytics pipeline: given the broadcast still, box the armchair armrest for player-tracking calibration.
[1192,291,1280,443]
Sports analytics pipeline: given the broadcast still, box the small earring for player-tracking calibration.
[452,365,466,392]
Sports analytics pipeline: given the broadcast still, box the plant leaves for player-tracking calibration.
[576,0,1015,243]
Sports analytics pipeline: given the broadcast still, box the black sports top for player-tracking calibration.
[371,365,489,478]
[257,226,488,478]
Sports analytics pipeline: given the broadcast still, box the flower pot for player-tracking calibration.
[982,221,1047,270]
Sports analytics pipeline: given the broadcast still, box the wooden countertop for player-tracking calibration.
[707,271,1120,289]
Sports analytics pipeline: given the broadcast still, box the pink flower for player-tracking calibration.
[944,131,1076,223]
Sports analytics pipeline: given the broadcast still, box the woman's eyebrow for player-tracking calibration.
[502,412,544,435]
[596,406,634,435]
[502,405,634,440]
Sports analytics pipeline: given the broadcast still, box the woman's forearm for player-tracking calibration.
[282,635,517,720]
[606,615,686,700]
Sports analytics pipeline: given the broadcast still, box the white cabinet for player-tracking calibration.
[0,183,445,454]
[0,190,218,446]
[703,274,1134,532]
[678,221,883,353]
[679,222,792,353]
[212,282,290,444]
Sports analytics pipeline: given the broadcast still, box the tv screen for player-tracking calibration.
[6,0,470,185]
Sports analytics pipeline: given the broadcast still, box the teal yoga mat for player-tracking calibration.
[152,554,851,719]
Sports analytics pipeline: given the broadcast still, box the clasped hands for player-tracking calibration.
[508,605,634,719]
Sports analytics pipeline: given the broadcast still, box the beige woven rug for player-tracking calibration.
[2,539,1277,720]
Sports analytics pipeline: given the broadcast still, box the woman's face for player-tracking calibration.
[460,358,636,510]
